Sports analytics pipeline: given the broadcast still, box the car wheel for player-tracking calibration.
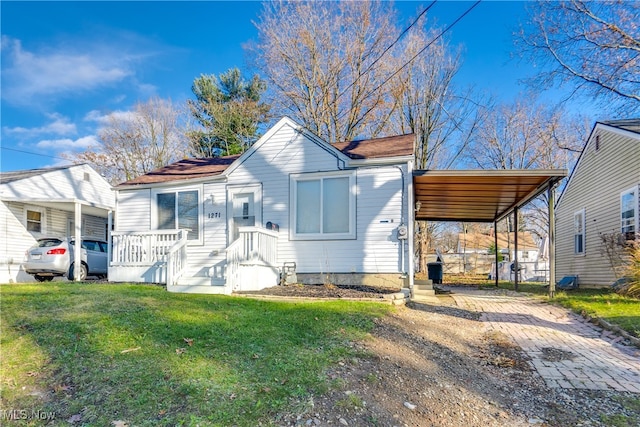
[69,263,88,281]
[34,275,53,282]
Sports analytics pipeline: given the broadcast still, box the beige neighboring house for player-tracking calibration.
[456,231,539,261]
[555,119,640,286]
[0,164,115,283]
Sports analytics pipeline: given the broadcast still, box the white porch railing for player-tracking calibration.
[111,229,188,285]
[166,230,188,286]
[226,226,279,291]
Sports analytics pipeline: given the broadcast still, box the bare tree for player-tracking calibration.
[72,97,190,185]
[468,101,584,171]
[519,0,640,115]
[249,0,399,142]
[388,28,485,170]
[469,100,586,240]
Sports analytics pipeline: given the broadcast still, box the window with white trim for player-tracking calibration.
[291,171,355,240]
[155,189,201,241]
[621,186,638,240]
[574,208,585,254]
[24,206,45,234]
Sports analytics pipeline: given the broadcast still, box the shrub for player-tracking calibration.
[619,241,640,298]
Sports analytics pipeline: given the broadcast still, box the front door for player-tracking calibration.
[227,185,262,244]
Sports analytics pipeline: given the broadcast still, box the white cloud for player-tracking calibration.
[84,109,137,125]
[1,36,141,105]
[36,135,98,150]
[3,112,77,136]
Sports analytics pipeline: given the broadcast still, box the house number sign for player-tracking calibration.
[207,212,222,219]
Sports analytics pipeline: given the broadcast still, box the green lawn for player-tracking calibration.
[0,283,391,426]
[477,280,640,338]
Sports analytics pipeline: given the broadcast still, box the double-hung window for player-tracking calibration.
[621,186,638,241]
[155,189,201,241]
[291,171,355,240]
[24,206,45,234]
[574,208,585,254]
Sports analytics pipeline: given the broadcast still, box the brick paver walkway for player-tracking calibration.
[447,287,640,393]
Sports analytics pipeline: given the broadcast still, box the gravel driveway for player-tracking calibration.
[271,286,640,427]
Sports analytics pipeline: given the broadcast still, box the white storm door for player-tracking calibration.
[227,185,262,243]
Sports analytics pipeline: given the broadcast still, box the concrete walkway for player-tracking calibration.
[446,287,640,393]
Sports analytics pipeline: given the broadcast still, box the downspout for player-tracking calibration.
[407,160,415,290]
[392,165,407,280]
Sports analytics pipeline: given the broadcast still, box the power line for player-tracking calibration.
[339,0,482,124]
[337,1,437,101]
[1,146,69,161]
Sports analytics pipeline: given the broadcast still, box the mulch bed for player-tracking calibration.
[235,283,401,299]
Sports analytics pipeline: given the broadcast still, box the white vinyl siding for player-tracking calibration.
[574,209,585,254]
[226,122,407,275]
[621,186,638,240]
[291,171,355,240]
[116,189,150,231]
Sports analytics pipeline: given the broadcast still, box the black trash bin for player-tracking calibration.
[427,262,443,284]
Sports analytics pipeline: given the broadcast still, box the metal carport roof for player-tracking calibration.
[413,169,568,223]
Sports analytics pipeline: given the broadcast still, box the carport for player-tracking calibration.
[411,169,568,296]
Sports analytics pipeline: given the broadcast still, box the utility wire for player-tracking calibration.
[1,146,69,161]
[337,1,437,101]
[339,0,482,123]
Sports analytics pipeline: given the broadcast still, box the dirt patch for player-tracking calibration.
[241,285,637,426]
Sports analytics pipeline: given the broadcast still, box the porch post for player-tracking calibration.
[513,208,519,292]
[548,182,556,298]
[74,201,82,282]
[494,221,499,287]
[107,210,113,276]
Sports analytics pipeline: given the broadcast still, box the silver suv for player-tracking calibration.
[23,237,108,282]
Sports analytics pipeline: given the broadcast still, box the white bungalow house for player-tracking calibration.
[556,119,640,286]
[0,164,115,283]
[109,117,415,294]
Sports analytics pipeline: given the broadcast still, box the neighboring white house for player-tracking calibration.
[110,117,415,294]
[0,164,115,283]
[556,119,640,286]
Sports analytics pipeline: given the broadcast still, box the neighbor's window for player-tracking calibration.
[621,187,638,240]
[574,208,585,254]
[157,190,200,240]
[26,209,43,233]
[291,172,355,240]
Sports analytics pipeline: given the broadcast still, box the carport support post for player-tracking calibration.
[74,201,82,282]
[548,182,556,298]
[494,221,499,287]
[513,208,519,292]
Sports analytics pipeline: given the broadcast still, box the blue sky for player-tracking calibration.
[1,1,546,172]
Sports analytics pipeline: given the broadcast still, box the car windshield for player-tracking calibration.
[37,239,63,247]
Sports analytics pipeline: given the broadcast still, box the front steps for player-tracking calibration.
[411,279,438,302]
